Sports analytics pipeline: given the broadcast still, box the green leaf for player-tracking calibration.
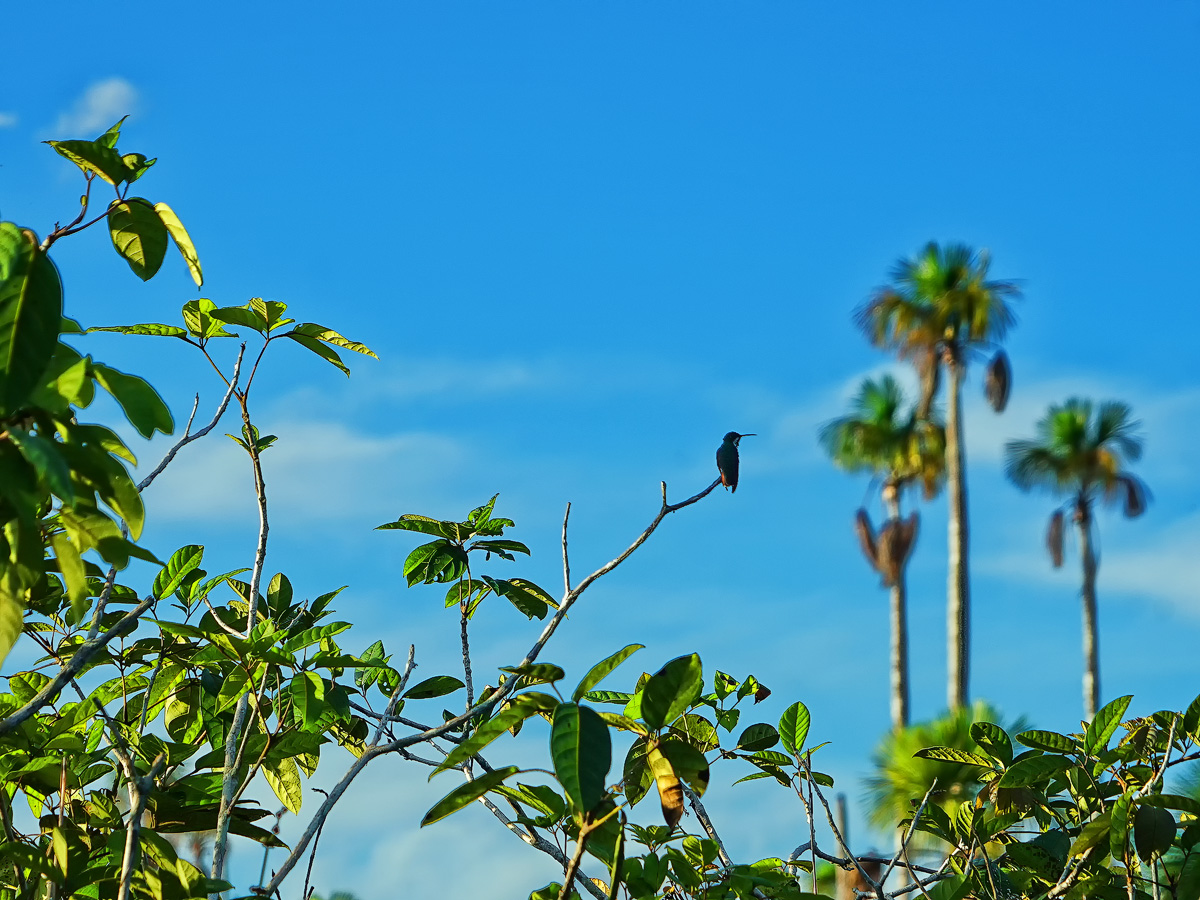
[659,738,710,797]
[778,701,811,757]
[482,576,550,620]
[1085,695,1133,755]
[641,654,703,731]
[915,747,996,768]
[153,202,203,287]
[375,514,475,541]
[152,545,204,600]
[583,690,632,705]
[121,152,156,182]
[1070,816,1111,857]
[108,198,169,281]
[1110,790,1135,863]
[249,298,294,331]
[0,225,63,414]
[1182,693,1200,742]
[421,765,521,827]
[91,362,174,438]
[0,585,24,672]
[574,645,645,702]
[1178,852,1200,900]
[736,723,780,752]
[996,754,1071,788]
[288,323,378,358]
[1016,730,1077,753]
[551,703,612,814]
[433,694,557,776]
[970,722,1013,766]
[1139,794,1200,816]
[210,305,267,332]
[7,429,73,502]
[49,534,87,622]
[181,298,235,339]
[46,139,131,185]
[283,332,350,376]
[290,672,325,729]
[1133,804,1175,860]
[88,322,188,338]
[403,540,468,586]
[263,756,303,815]
[403,675,465,700]
[96,116,127,148]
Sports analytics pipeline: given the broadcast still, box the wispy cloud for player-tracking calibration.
[978,510,1200,618]
[138,420,468,525]
[0,112,17,129]
[52,78,138,137]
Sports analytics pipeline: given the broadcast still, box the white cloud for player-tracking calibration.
[52,78,138,137]
[0,112,17,129]
[138,420,468,525]
[978,511,1200,618]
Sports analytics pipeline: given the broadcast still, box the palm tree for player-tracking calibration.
[1004,399,1149,719]
[857,242,1021,712]
[820,375,945,729]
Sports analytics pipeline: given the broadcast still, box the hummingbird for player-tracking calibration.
[716,432,755,492]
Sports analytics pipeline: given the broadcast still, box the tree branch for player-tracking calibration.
[136,345,245,493]
[0,596,155,737]
[261,476,722,893]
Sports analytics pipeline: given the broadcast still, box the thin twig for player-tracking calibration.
[372,646,415,747]
[805,756,882,893]
[683,785,733,868]
[86,564,121,642]
[137,345,244,492]
[878,780,938,892]
[302,788,331,900]
[561,502,572,594]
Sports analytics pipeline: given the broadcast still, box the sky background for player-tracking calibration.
[4,2,1200,897]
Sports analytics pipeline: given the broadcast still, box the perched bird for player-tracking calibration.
[716,432,755,492]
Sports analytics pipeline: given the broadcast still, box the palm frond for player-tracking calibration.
[1047,510,1065,568]
[1094,400,1144,463]
[855,508,879,572]
[984,350,1011,413]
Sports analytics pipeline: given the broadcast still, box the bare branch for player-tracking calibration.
[0,596,155,737]
[684,785,733,868]
[371,645,415,747]
[137,345,245,493]
[877,779,938,892]
[804,755,883,894]
[562,501,572,594]
[119,754,166,900]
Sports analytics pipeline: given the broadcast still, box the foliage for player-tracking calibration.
[1005,398,1149,527]
[819,374,945,502]
[863,702,1028,850]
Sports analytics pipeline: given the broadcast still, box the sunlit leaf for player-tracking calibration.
[107,198,168,280]
[421,765,521,827]
[574,644,644,702]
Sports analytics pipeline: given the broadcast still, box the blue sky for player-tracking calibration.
[4,3,1200,896]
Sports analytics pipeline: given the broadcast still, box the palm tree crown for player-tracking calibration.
[819,375,945,499]
[857,242,1020,359]
[1005,399,1148,516]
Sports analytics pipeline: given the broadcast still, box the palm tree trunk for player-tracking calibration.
[884,489,910,730]
[1078,507,1100,719]
[945,356,970,711]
